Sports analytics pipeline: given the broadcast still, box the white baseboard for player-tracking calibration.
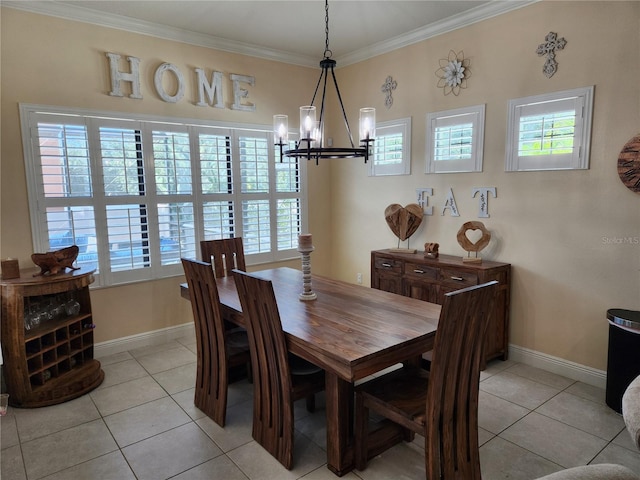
[94,322,195,358]
[509,344,607,389]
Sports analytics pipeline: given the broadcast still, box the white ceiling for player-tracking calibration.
[5,0,534,66]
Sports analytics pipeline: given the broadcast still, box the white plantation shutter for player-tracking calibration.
[368,118,411,176]
[21,105,306,287]
[426,105,484,173]
[505,87,593,171]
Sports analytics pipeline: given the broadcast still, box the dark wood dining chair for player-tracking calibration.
[354,280,499,479]
[181,258,251,427]
[200,237,246,278]
[232,269,325,470]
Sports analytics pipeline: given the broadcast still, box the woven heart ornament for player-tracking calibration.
[384,203,423,241]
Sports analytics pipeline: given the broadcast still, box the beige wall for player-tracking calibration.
[329,1,640,371]
[0,8,331,343]
[1,2,639,372]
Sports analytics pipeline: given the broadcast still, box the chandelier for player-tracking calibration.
[274,0,375,164]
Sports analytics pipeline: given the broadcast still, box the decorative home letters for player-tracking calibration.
[106,52,256,111]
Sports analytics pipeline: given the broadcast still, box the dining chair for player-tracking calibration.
[354,280,499,479]
[232,269,325,470]
[200,237,246,278]
[181,258,251,427]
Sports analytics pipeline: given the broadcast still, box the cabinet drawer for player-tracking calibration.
[374,257,402,274]
[440,268,478,288]
[405,262,438,280]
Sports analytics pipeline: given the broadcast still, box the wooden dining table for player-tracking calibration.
[180,267,441,476]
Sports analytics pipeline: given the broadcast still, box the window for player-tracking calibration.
[368,117,411,176]
[20,104,307,287]
[425,105,485,174]
[505,86,594,171]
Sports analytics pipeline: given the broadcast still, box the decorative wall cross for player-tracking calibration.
[381,76,397,109]
[536,32,567,78]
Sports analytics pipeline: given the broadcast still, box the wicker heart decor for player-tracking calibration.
[384,203,423,241]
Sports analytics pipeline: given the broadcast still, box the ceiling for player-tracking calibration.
[5,1,534,66]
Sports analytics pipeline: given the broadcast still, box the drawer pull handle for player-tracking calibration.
[381,263,392,268]
[413,269,425,274]
[451,276,464,281]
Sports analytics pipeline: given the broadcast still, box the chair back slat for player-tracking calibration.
[425,280,498,480]
[181,258,229,424]
[200,238,246,278]
[232,269,295,466]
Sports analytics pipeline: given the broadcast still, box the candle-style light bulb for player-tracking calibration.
[300,106,316,141]
[273,114,288,144]
[359,107,376,143]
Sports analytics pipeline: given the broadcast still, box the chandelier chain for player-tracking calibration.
[324,0,332,59]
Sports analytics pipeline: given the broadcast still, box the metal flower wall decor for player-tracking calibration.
[435,50,471,96]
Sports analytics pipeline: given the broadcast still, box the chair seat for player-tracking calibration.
[357,367,429,427]
[288,353,323,376]
[226,327,250,350]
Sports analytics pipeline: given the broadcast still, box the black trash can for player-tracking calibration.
[606,308,640,413]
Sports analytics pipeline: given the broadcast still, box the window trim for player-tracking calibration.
[20,103,308,287]
[425,104,485,174]
[368,117,411,176]
[505,86,594,172]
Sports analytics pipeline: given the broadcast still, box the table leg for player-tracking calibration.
[325,371,354,476]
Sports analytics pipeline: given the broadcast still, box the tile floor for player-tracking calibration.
[2,334,640,480]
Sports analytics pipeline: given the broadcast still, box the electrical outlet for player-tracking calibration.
[356,273,363,284]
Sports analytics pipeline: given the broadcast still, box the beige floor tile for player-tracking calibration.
[300,465,362,479]
[506,363,575,390]
[196,399,254,452]
[479,427,495,446]
[39,451,136,480]
[21,419,118,480]
[104,396,191,447]
[135,344,197,374]
[480,436,562,480]
[500,412,608,468]
[153,362,197,394]
[122,423,222,480]
[536,391,626,440]
[0,444,27,480]
[479,359,517,381]
[479,390,530,434]
[97,358,149,389]
[565,381,608,405]
[1,413,20,450]
[128,340,185,359]
[591,442,640,474]
[171,388,207,421]
[171,454,251,480]
[90,375,166,416]
[480,371,561,410]
[296,408,328,451]
[227,434,326,480]
[613,425,639,451]
[353,441,424,480]
[95,350,133,366]
[13,395,100,442]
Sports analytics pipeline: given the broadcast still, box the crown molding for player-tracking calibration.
[338,1,537,66]
[3,0,537,68]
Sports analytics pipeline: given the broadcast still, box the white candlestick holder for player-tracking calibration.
[297,244,317,301]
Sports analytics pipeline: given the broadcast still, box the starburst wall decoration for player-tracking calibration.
[435,50,471,96]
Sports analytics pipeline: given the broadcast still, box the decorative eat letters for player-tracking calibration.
[472,187,497,218]
[442,188,460,217]
[415,188,434,215]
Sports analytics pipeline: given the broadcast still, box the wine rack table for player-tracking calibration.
[1,268,104,407]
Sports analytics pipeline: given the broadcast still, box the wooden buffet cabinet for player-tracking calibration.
[1,268,104,407]
[371,249,511,364]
